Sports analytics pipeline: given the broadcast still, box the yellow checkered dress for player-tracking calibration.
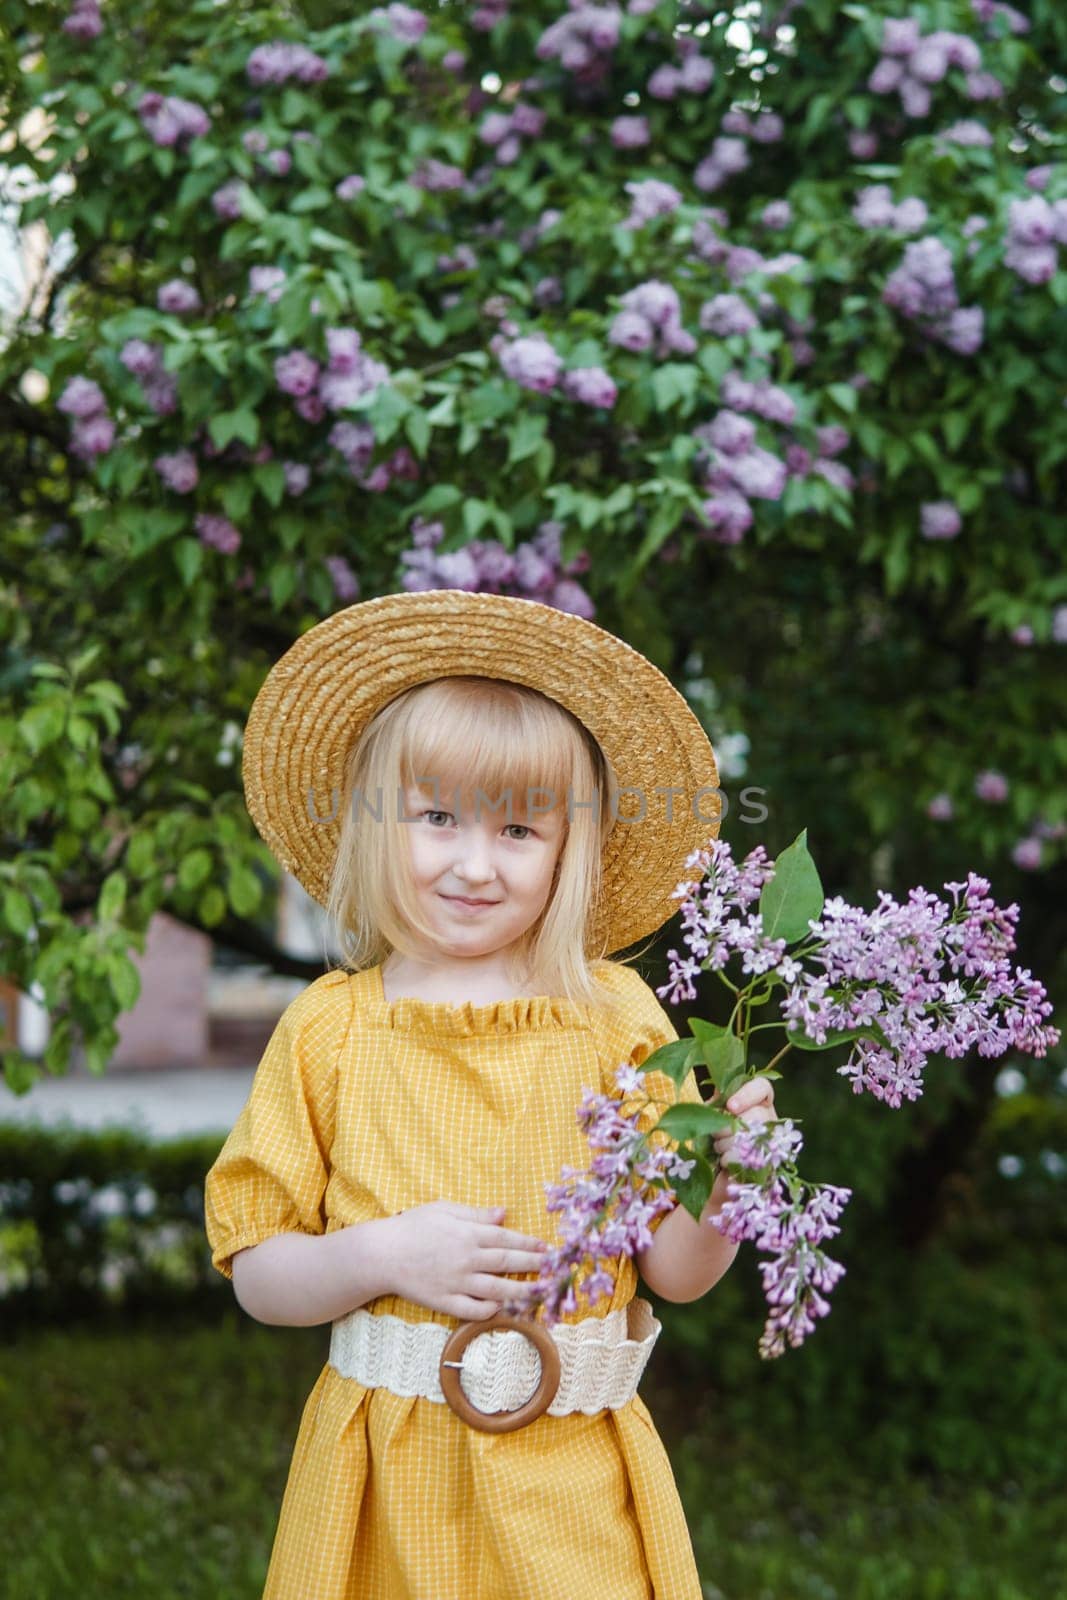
[204,958,705,1600]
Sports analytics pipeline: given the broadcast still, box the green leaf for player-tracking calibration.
[405,407,431,457]
[220,477,254,522]
[654,1103,734,1141]
[267,562,298,608]
[208,409,260,450]
[3,888,34,936]
[98,872,127,921]
[172,537,203,588]
[826,382,859,415]
[650,363,698,415]
[107,952,141,1010]
[198,885,227,927]
[785,1024,871,1051]
[125,830,158,878]
[506,413,547,465]
[463,499,492,538]
[178,849,213,892]
[671,1148,717,1223]
[226,864,262,917]
[253,461,287,507]
[703,1029,747,1084]
[408,483,463,518]
[20,701,66,753]
[639,1038,701,1086]
[759,829,825,943]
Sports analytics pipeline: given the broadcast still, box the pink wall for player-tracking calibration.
[110,912,211,1070]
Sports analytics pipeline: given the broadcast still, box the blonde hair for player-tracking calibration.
[324,675,649,1011]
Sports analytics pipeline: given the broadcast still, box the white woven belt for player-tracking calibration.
[328,1296,662,1418]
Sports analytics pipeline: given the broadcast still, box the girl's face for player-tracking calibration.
[399,779,566,962]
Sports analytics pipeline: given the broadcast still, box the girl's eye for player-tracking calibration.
[420,812,533,840]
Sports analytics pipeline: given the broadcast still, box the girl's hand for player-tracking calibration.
[384,1200,551,1321]
[712,1076,778,1171]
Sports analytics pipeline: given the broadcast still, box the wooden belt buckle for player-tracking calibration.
[439,1311,561,1433]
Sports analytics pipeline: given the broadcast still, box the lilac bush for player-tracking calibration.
[2,0,1066,1087]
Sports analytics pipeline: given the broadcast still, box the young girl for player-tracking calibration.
[204,588,776,1600]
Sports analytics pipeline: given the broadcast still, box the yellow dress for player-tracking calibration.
[203,958,706,1600]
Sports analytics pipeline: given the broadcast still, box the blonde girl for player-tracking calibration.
[204,589,776,1600]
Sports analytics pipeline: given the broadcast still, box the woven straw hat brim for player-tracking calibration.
[242,589,721,956]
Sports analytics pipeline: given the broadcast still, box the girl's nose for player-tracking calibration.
[454,830,497,884]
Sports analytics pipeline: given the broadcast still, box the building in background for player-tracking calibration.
[8,874,339,1075]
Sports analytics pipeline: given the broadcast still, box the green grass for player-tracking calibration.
[1,1310,1064,1600]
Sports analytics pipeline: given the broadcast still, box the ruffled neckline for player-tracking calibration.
[356,964,592,1036]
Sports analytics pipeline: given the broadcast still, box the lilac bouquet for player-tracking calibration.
[500,832,1059,1358]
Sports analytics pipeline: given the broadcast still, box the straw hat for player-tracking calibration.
[242,589,721,956]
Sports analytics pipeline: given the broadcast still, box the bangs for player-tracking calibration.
[397,676,596,816]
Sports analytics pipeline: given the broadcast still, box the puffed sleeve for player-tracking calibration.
[203,971,353,1281]
[591,959,706,1236]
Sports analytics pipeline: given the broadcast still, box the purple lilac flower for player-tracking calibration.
[246,42,331,85]
[328,421,375,473]
[813,459,855,492]
[1012,838,1043,870]
[927,793,954,820]
[248,266,287,302]
[536,5,621,74]
[561,367,617,408]
[335,174,367,200]
[699,294,759,337]
[157,279,201,315]
[761,200,792,230]
[274,350,321,398]
[610,115,650,149]
[663,839,1060,1122]
[705,410,756,456]
[57,376,107,418]
[62,0,102,39]
[325,555,360,601]
[369,2,428,43]
[119,339,161,378]
[411,159,465,191]
[195,513,241,554]
[698,489,753,544]
[211,181,246,221]
[282,461,310,496]
[939,119,995,148]
[817,425,850,458]
[975,769,1009,802]
[647,63,680,99]
[709,1156,852,1359]
[920,500,962,540]
[70,414,116,458]
[498,333,563,393]
[154,449,199,493]
[137,93,211,147]
[965,71,1004,101]
[398,518,593,612]
[608,310,654,353]
[610,280,693,359]
[623,178,683,229]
